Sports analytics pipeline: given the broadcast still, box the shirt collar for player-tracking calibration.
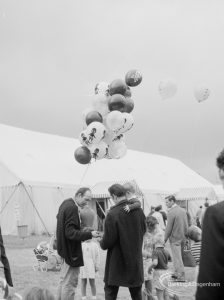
[168,203,177,211]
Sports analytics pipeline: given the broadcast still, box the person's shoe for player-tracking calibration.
[171,274,178,279]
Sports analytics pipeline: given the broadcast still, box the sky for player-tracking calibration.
[0,0,224,183]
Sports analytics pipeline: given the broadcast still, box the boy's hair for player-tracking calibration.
[216,149,224,171]
[108,184,126,198]
[146,215,158,232]
[188,226,202,242]
[165,195,176,203]
[24,286,55,300]
[123,182,135,194]
[155,205,162,211]
[75,187,91,197]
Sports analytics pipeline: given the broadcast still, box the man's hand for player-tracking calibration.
[91,231,100,238]
[123,205,130,213]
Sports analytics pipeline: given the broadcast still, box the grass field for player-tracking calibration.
[3,235,196,299]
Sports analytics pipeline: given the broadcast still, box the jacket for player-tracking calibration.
[56,198,92,267]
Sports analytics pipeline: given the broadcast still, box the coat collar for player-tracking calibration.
[110,199,128,210]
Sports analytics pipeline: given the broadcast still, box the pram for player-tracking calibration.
[33,235,62,272]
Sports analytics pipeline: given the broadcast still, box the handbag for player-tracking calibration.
[181,239,196,267]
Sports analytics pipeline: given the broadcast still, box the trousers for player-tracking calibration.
[104,283,142,300]
[57,260,80,300]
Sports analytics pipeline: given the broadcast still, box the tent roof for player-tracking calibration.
[213,184,224,201]
[175,187,218,201]
[0,124,213,192]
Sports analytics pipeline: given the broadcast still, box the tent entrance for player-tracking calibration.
[94,198,109,232]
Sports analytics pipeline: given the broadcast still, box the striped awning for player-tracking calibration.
[175,187,218,201]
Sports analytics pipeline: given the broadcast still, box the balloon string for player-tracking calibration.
[79,163,91,186]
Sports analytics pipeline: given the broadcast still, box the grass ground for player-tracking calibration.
[3,235,196,299]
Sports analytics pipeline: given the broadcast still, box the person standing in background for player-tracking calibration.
[164,195,188,282]
[196,149,224,300]
[152,207,165,231]
[195,206,203,228]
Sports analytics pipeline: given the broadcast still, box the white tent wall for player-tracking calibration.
[29,186,77,235]
[142,190,169,216]
[176,199,218,223]
[0,183,77,236]
[0,184,34,235]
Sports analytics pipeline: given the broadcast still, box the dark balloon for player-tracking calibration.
[109,79,127,96]
[86,111,103,126]
[108,94,126,112]
[124,86,132,98]
[74,146,91,164]
[125,69,142,87]
[124,97,134,113]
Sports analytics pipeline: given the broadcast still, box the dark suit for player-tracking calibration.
[196,201,224,300]
[56,198,92,267]
[56,198,92,300]
[100,199,146,300]
[0,227,13,286]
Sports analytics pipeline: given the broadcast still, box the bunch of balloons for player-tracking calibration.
[75,69,142,164]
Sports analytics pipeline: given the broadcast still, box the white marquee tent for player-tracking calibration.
[0,124,215,235]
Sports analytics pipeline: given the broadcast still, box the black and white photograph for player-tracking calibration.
[0,0,223,299]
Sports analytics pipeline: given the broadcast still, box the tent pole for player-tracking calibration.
[96,200,106,217]
[22,184,50,236]
[0,184,19,214]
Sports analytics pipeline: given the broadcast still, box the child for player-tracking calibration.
[80,200,96,231]
[142,219,156,300]
[123,182,142,213]
[148,233,177,300]
[23,286,55,300]
[188,226,202,280]
[80,239,100,300]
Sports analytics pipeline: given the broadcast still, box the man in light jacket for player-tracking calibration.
[164,195,188,281]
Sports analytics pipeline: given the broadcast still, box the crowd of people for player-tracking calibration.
[1,149,224,299]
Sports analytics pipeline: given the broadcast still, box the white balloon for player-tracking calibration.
[95,82,110,95]
[108,140,127,159]
[158,79,177,99]
[103,130,125,144]
[89,141,109,160]
[85,122,106,145]
[194,84,210,103]
[119,113,134,134]
[106,111,125,133]
[78,130,90,147]
[92,94,110,116]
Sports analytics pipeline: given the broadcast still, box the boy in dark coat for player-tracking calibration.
[100,184,146,300]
